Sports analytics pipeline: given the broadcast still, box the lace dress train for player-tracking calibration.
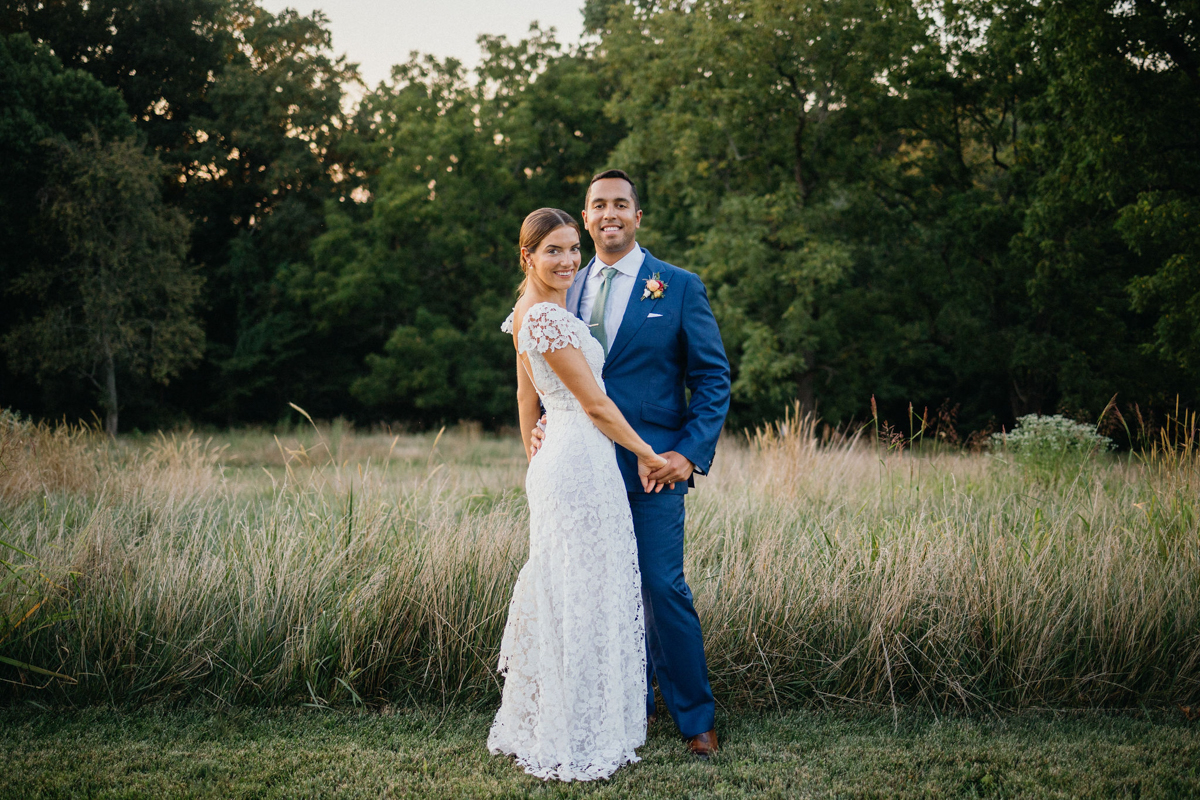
[487,302,646,782]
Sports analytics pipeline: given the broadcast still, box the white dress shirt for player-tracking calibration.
[578,245,645,350]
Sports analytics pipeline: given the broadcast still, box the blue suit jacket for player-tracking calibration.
[567,248,731,495]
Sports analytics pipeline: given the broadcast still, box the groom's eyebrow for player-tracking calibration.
[591,193,631,205]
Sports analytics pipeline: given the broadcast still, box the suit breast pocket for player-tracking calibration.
[641,401,685,431]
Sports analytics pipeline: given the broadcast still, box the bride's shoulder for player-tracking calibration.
[501,299,563,335]
[514,301,582,354]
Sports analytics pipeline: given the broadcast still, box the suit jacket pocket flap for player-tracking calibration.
[641,400,685,430]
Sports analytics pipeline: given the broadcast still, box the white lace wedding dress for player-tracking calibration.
[488,302,646,782]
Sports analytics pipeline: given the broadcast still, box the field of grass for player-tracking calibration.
[1,410,1198,714]
[3,706,1198,798]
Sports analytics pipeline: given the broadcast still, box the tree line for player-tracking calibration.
[1,0,1196,435]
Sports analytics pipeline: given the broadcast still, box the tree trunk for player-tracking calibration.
[794,114,808,201]
[1009,376,1047,420]
[104,349,118,438]
[797,348,815,416]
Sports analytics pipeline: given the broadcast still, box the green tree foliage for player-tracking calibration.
[588,0,1195,429]
[0,0,230,155]
[0,0,1195,432]
[2,0,229,290]
[589,0,1033,426]
[0,32,134,235]
[293,27,625,426]
[1024,0,1199,396]
[3,135,202,435]
[1125,194,1200,378]
[0,32,135,415]
[178,4,358,421]
[2,2,359,424]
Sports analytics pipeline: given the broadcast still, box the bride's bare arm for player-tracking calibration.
[541,345,668,489]
[515,355,542,462]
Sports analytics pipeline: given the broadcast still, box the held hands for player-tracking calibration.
[531,416,693,493]
[646,451,694,490]
[529,416,548,458]
[638,452,670,493]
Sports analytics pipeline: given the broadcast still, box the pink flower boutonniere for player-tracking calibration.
[641,272,668,301]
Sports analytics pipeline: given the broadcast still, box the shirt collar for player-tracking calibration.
[591,244,644,279]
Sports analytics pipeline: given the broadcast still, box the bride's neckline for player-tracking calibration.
[514,298,568,315]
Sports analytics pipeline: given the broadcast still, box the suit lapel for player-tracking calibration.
[605,249,660,366]
[567,260,591,319]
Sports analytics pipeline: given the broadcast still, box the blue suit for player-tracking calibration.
[566,247,731,737]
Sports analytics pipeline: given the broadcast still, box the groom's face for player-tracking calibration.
[583,178,642,258]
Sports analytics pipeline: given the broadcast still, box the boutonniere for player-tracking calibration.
[640,273,668,301]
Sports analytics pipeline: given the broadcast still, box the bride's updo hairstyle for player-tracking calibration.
[517,207,579,295]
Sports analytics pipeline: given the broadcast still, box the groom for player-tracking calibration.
[533,169,731,757]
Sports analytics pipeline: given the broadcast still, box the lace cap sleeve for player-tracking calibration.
[518,302,583,355]
[500,310,514,334]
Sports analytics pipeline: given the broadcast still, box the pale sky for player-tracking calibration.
[259,0,588,89]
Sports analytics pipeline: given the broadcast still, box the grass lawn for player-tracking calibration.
[2,706,1197,799]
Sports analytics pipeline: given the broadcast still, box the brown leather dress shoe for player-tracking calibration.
[687,729,718,758]
[647,713,658,726]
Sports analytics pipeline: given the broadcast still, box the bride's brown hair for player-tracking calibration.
[517,208,579,295]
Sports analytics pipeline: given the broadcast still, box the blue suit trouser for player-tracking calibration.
[628,491,715,738]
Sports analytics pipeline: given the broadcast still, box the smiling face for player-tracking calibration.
[522,224,581,293]
[582,177,642,262]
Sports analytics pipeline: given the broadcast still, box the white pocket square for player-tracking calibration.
[647,313,663,318]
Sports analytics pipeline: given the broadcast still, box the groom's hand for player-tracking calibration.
[647,451,693,490]
[529,416,547,457]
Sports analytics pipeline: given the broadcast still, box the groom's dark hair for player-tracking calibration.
[585,169,640,211]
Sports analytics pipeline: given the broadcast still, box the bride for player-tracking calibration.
[487,208,668,781]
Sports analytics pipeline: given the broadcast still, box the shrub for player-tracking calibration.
[992,414,1114,479]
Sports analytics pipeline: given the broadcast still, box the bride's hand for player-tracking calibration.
[638,452,669,493]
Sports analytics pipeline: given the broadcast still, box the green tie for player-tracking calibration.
[588,266,618,355]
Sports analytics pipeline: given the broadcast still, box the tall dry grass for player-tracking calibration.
[1,409,1197,711]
